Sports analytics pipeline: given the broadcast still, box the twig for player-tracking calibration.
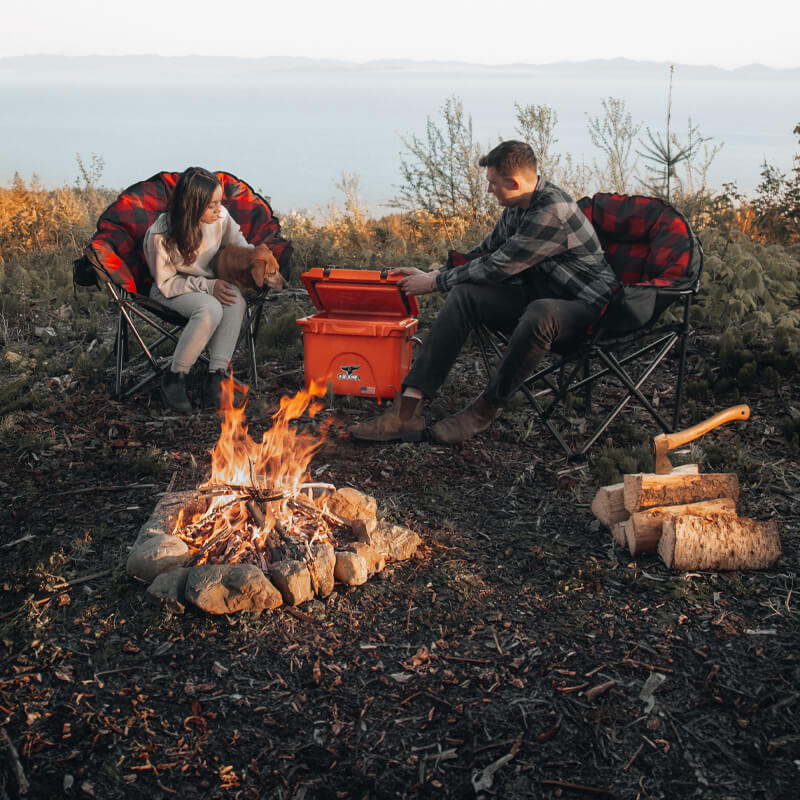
[94,666,141,678]
[288,495,348,528]
[246,499,266,528]
[585,680,616,701]
[165,470,178,493]
[0,726,30,796]
[55,483,156,496]
[1,534,35,549]
[41,568,112,592]
[198,482,284,502]
[540,779,614,796]
[180,498,241,538]
[285,606,314,624]
[442,654,491,665]
[188,528,234,565]
[624,742,645,771]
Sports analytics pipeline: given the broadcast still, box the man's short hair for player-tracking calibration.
[479,141,538,175]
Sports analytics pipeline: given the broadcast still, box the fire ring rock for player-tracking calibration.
[185,564,283,614]
[126,532,190,584]
[345,541,385,576]
[145,567,191,614]
[326,488,378,533]
[268,559,314,606]
[310,542,336,597]
[352,520,421,561]
[334,550,369,586]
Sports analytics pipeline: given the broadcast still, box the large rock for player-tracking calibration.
[185,564,283,614]
[268,559,314,606]
[352,520,421,561]
[145,567,191,614]
[126,533,189,584]
[344,541,385,575]
[310,542,335,598]
[134,490,206,548]
[334,550,368,586]
[326,488,378,533]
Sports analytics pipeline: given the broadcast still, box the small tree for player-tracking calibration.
[586,97,641,193]
[515,102,560,177]
[394,96,495,225]
[514,103,592,199]
[637,66,721,211]
[750,125,800,244]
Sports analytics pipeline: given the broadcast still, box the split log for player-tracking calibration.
[658,513,781,571]
[624,472,739,514]
[610,520,628,547]
[626,498,738,555]
[591,464,699,528]
[591,482,627,528]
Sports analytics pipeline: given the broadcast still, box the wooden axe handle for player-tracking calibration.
[654,405,751,454]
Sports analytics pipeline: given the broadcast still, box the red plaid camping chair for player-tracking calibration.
[74,171,292,399]
[474,193,704,458]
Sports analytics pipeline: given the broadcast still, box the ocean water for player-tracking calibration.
[1,66,798,215]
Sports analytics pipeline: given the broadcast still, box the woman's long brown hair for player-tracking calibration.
[164,167,221,265]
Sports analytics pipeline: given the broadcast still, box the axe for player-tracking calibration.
[652,405,751,474]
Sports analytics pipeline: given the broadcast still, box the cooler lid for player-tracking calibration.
[301,267,419,317]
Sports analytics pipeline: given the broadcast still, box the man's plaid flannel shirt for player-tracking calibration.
[435,179,616,310]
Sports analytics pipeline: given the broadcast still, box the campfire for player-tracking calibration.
[126,380,422,614]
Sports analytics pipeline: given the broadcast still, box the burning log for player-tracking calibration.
[127,383,423,614]
[658,513,781,570]
[245,499,266,528]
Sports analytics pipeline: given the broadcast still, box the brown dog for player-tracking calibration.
[210,244,286,294]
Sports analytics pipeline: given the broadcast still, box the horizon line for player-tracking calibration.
[3,54,800,72]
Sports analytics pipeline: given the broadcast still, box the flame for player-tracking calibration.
[173,376,334,565]
[209,378,326,495]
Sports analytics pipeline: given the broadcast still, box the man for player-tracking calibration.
[349,140,617,444]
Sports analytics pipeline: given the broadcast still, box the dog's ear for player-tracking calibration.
[250,260,266,288]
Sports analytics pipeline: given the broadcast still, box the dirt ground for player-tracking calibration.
[1,300,798,800]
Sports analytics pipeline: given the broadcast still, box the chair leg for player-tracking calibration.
[672,297,692,431]
[245,300,264,390]
[114,310,126,398]
[583,356,592,419]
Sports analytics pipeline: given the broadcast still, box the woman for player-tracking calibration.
[143,167,248,413]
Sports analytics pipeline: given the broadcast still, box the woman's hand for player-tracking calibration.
[212,279,238,306]
[391,267,439,296]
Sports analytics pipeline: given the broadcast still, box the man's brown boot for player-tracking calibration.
[348,394,425,442]
[430,395,498,444]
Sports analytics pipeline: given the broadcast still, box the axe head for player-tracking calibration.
[651,405,751,475]
[652,435,673,475]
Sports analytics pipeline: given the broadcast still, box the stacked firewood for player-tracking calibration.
[592,463,781,571]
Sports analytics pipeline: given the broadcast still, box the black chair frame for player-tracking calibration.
[87,258,267,400]
[474,277,700,460]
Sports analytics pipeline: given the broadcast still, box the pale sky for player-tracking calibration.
[2,0,799,69]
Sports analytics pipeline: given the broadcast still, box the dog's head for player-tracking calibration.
[250,244,286,292]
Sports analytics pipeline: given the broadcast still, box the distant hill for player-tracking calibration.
[1,55,799,85]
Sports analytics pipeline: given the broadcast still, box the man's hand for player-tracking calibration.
[212,279,238,306]
[391,267,439,296]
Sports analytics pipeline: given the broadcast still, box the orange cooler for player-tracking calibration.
[296,267,419,399]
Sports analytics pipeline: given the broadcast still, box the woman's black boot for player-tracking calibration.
[160,370,192,413]
[206,369,229,411]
